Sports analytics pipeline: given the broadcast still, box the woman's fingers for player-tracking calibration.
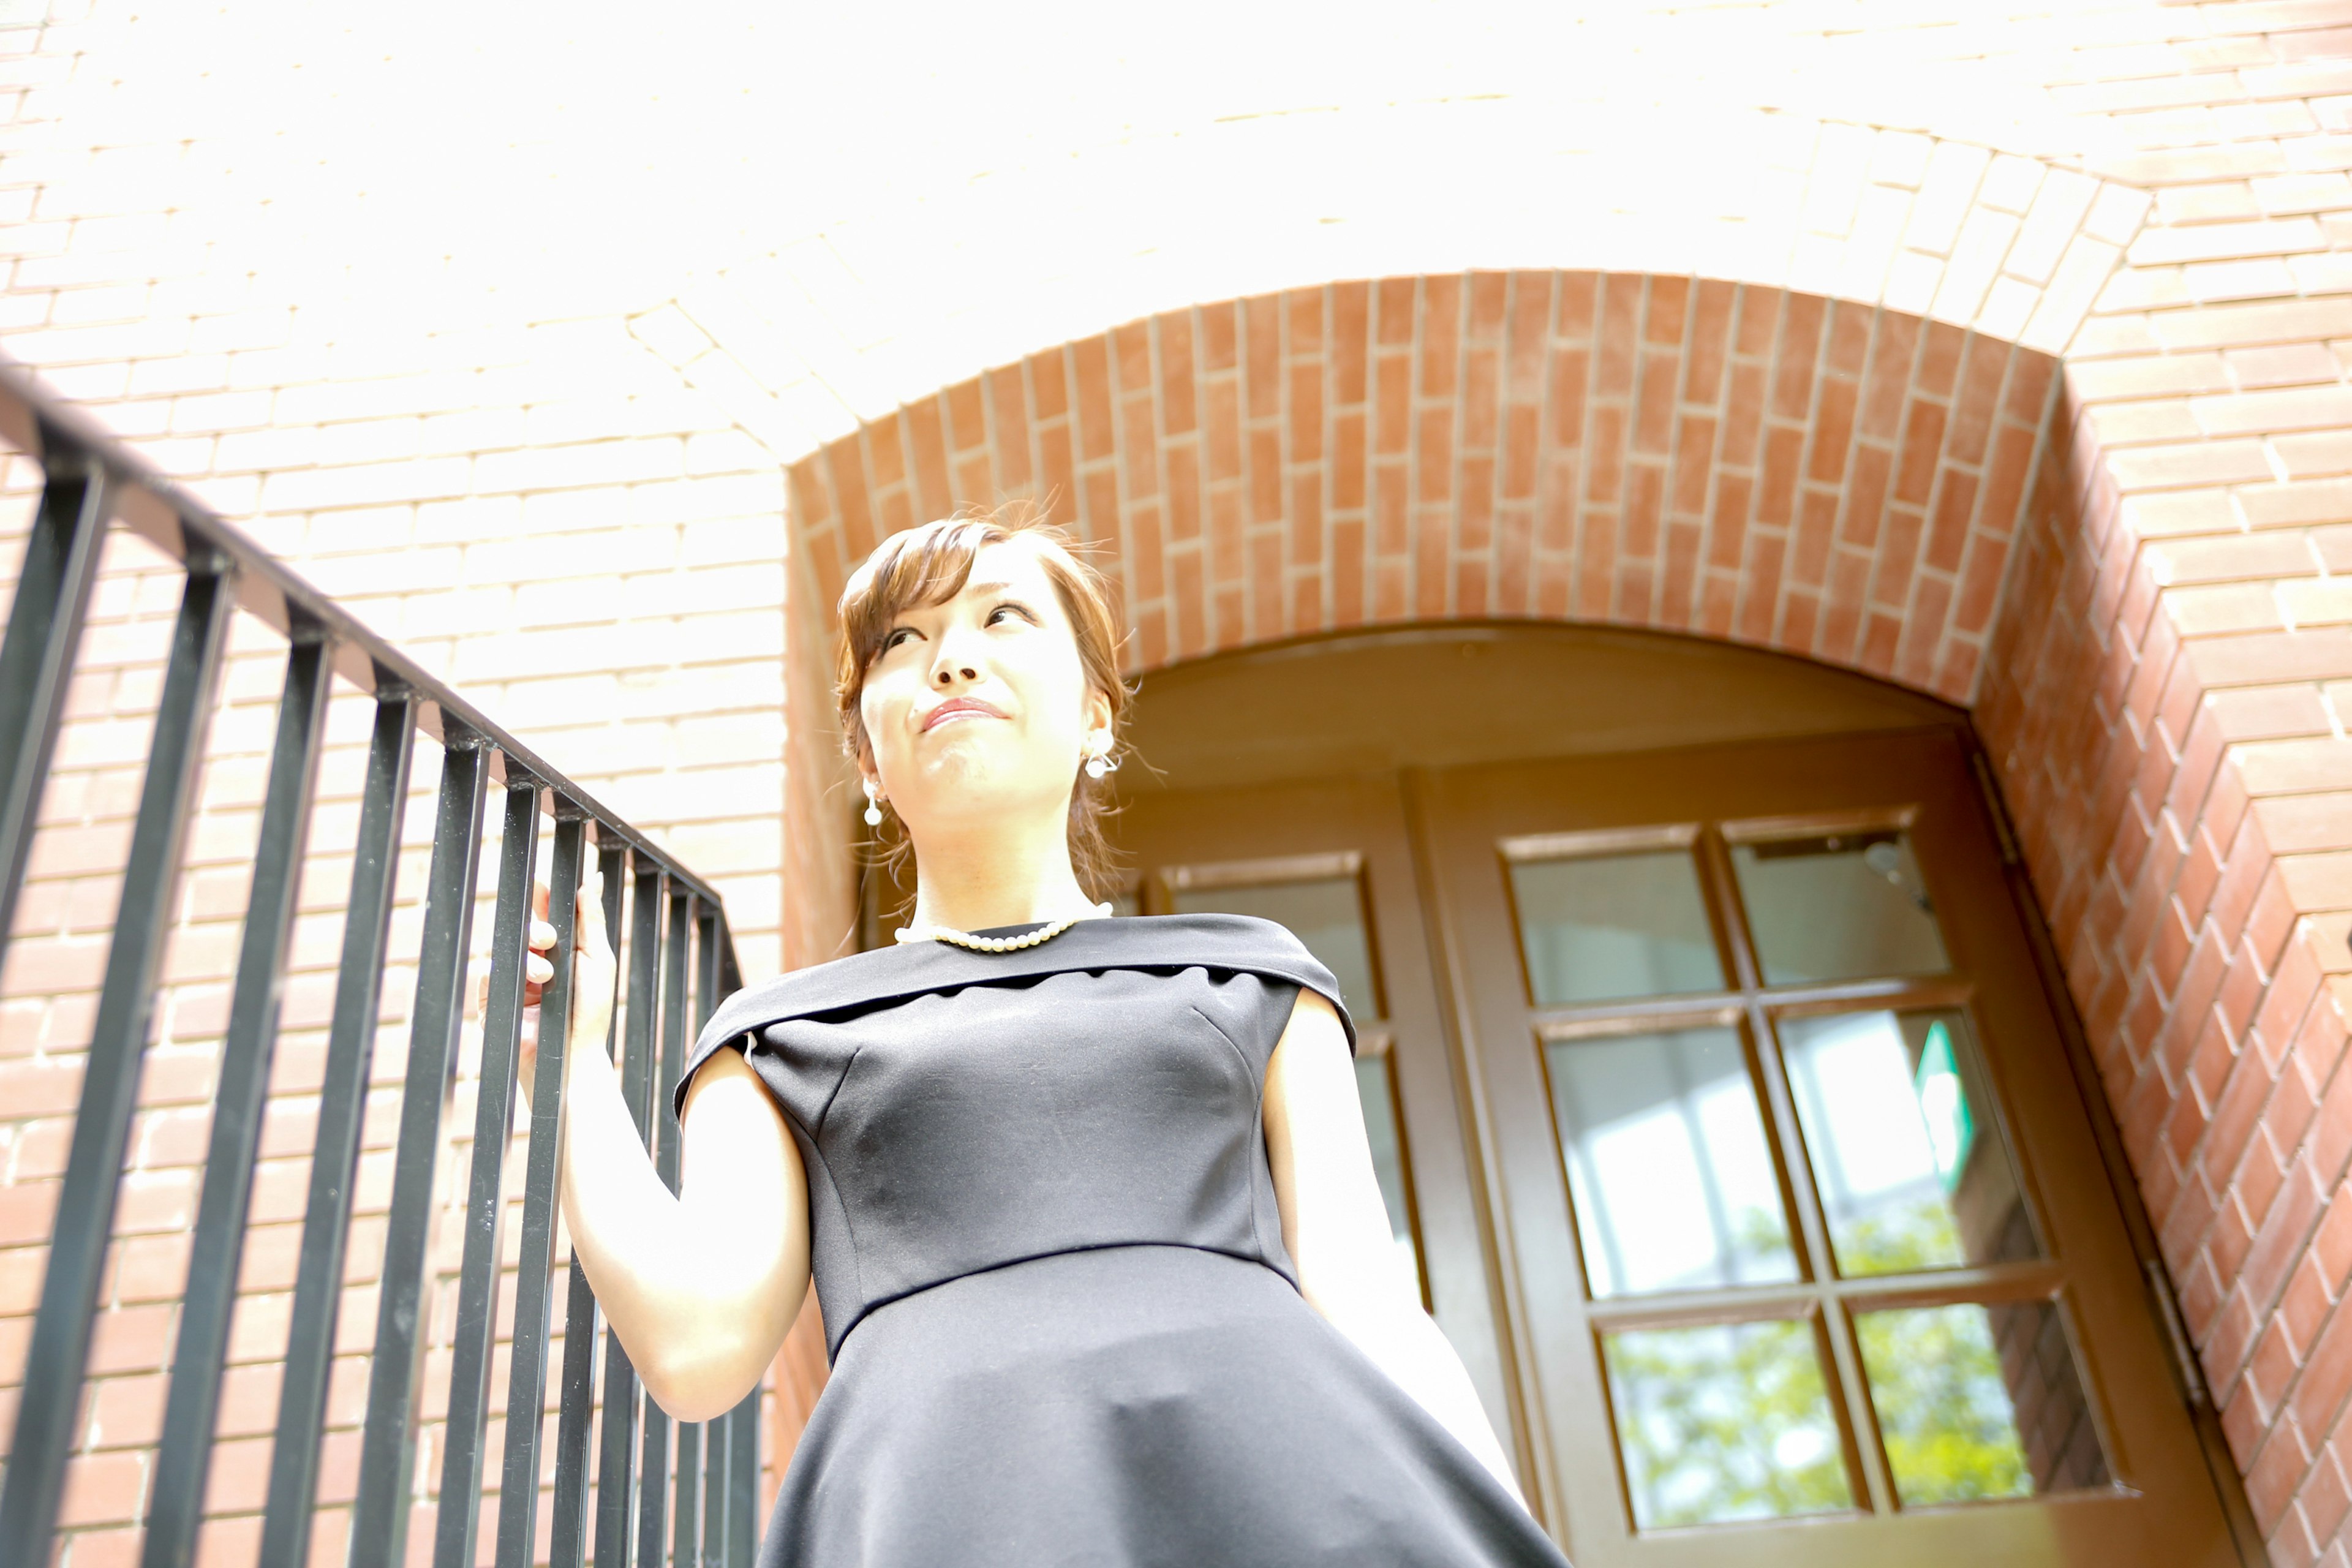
[469,876,624,1022]
[576,875,616,966]
[513,882,556,1008]
[565,875,617,1061]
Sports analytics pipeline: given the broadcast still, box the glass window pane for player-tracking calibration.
[1779,1009,2034,1276]
[1856,1300,2109,1506]
[1355,1053,1422,1298]
[1547,1027,1797,1297]
[1172,874,1381,1018]
[1510,848,1723,1005]
[1604,1319,1853,1529]
[1730,827,1949,985]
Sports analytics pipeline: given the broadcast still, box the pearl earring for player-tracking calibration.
[863,782,885,827]
[1084,742,1118,780]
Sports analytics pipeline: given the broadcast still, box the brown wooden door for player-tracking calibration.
[1410,727,2241,1566]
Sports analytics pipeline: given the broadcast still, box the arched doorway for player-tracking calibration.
[783,272,2275,1562]
[1080,623,2244,1566]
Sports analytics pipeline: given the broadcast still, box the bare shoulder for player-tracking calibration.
[1279,983,1347,1045]
[679,1046,801,1197]
[1266,986,1357,1125]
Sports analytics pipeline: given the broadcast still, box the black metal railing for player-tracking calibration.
[0,363,758,1567]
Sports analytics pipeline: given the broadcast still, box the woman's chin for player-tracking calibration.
[915,739,1000,788]
[897,765,1070,832]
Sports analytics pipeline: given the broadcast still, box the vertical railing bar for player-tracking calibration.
[639,888,692,1568]
[673,1420,703,1568]
[0,448,108,966]
[350,733,491,1568]
[549,1231,602,1568]
[143,633,334,1568]
[725,1387,758,1568]
[550,838,627,1568]
[713,909,742,1007]
[433,778,543,1568]
[257,688,420,1568]
[672,902,725,1568]
[597,858,663,1568]
[497,807,587,1568]
[714,880,753,1568]
[0,556,235,1562]
[668,907,710,1568]
[700,1404,729,1568]
[717,881,754,1566]
[695,902,722,1030]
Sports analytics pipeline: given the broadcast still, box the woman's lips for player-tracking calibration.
[921,698,1008,732]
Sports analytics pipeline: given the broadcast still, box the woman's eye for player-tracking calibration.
[883,627,918,650]
[989,602,1035,627]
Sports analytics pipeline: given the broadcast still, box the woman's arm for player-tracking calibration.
[518,878,810,1422]
[1261,988,1526,1505]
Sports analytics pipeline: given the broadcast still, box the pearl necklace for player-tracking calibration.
[893,903,1114,953]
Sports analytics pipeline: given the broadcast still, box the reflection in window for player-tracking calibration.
[1856,1300,2108,1506]
[1356,1051,1422,1300]
[1730,827,1948,985]
[1604,1319,1852,1529]
[1172,874,1381,1019]
[1547,1028,1796,1297]
[1779,1010,2034,1277]
[1510,848,1722,1006]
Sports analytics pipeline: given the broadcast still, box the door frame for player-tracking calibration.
[1409,725,2250,1566]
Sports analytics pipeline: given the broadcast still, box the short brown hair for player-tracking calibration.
[834,503,1130,900]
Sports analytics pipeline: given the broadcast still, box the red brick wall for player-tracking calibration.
[788,275,2059,697]
[1,2,2351,1566]
[1970,14,2352,1564]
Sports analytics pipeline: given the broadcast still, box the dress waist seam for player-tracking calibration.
[828,1240,1296,1359]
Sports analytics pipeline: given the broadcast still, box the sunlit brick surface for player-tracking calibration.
[789,276,2062,695]
[0,0,2347,1563]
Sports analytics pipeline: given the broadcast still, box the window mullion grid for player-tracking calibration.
[1696,820,1898,1517]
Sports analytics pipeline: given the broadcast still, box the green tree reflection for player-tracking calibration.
[1856,1305,2030,1505]
[1608,1210,2032,1527]
[1833,1199,1962,1276]
[1606,1319,1850,1528]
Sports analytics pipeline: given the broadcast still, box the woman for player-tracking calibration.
[520,507,1573,1565]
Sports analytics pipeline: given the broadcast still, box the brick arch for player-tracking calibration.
[774,262,2352,1568]
[785,272,2057,704]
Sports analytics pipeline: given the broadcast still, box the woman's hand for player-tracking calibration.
[554,875,618,1066]
[464,869,805,1422]
[494,878,617,1108]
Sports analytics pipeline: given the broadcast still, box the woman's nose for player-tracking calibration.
[929,631,982,685]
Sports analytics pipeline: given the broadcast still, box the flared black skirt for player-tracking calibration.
[761,1244,1571,1567]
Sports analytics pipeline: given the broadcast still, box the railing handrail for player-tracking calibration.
[0,354,756,1568]
[0,359,737,916]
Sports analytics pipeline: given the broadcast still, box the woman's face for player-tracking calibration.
[857,538,1109,841]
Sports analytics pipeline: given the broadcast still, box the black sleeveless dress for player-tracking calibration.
[678,913,1573,1567]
